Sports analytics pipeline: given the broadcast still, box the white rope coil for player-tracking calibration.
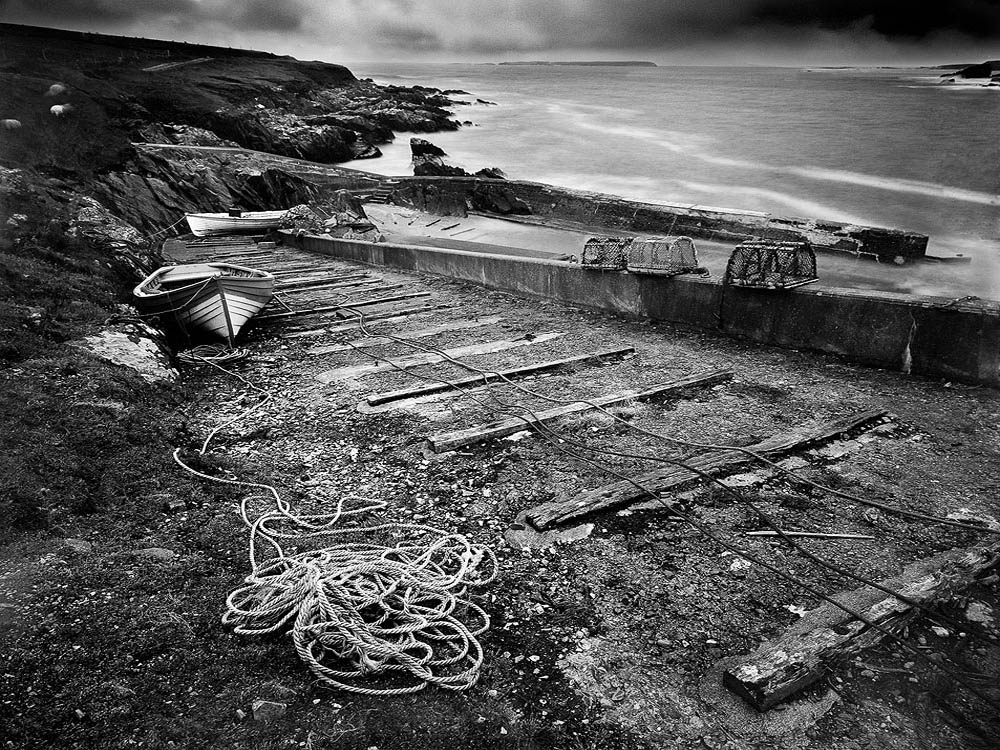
[173,386,496,694]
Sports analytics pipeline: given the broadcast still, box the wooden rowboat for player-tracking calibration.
[185,210,287,237]
[133,263,274,344]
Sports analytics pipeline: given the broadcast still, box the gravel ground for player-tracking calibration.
[185,237,1000,748]
[4,237,995,750]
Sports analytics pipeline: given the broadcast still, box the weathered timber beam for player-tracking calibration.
[279,304,448,338]
[279,282,412,298]
[255,291,431,322]
[524,409,886,529]
[275,273,374,290]
[310,316,503,356]
[316,332,565,384]
[724,541,1000,711]
[366,345,635,406]
[427,369,732,454]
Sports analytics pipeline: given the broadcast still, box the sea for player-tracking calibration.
[346,64,1000,299]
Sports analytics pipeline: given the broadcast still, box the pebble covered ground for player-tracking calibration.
[2,237,999,749]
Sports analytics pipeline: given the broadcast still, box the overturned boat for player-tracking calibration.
[133,263,274,344]
[185,210,288,237]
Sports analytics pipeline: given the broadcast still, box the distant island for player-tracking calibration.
[499,60,657,67]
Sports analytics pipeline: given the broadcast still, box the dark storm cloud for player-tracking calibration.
[232,0,306,32]
[750,0,1000,39]
[2,0,998,59]
[0,0,307,33]
[0,0,199,25]
[335,0,1000,58]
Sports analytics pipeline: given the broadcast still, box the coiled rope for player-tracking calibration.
[172,352,497,695]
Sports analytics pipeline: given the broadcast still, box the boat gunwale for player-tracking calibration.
[134,263,275,298]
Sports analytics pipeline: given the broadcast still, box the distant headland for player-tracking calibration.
[498,60,657,67]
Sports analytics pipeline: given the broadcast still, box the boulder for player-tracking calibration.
[475,167,507,180]
[409,138,474,177]
[71,321,178,385]
[410,137,447,158]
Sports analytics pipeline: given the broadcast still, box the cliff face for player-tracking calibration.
[0,24,462,219]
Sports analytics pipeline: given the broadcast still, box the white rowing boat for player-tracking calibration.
[133,263,274,344]
[185,210,288,237]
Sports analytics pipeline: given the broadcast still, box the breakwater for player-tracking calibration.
[384,176,930,262]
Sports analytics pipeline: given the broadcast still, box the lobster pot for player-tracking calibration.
[627,236,699,276]
[581,237,632,270]
[724,240,818,289]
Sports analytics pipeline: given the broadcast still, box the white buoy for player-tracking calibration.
[49,104,73,116]
[1,118,22,130]
[45,83,67,97]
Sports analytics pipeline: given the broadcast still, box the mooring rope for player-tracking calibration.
[172,352,497,695]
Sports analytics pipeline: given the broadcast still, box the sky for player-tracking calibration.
[1,0,998,66]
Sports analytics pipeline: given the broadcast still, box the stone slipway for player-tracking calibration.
[283,232,1000,388]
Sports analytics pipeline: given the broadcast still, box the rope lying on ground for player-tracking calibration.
[173,351,497,695]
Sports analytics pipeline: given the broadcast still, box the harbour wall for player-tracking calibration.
[283,231,1000,388]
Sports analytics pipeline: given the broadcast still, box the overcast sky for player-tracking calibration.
[2,0,998,65]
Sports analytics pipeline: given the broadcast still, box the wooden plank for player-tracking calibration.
[428,369,732,454]
[255,292,431,323]
[366,345,636,406]
[316,333,565,384]
[280,304,448,338]
[746,531,875,540]
[281,283,412,300]
[275,273,373,289]
[277,280,398,296]
[525,409,886,529]
[307,316,503,355]
[724,541,1000,711]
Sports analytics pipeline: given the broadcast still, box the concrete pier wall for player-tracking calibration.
[385,176,930,261]
[283,232,1000,387]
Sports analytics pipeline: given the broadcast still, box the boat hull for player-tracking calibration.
[185,211,287,237]
[133,263,274,343]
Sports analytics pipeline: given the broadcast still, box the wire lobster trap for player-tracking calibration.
[724,239,819,290]
[580,237,633,270]
[626,235,700,276]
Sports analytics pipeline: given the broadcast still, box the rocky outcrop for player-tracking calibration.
[89,150,321,233]
[1,24,467,182]
[410,138,508,179]
[71,196,160,279]
[949,61,998,78]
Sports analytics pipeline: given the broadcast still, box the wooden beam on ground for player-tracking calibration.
[275,273,373,290]
[308,316,503,355]
[277,279,394,296]
[428,369,732,454]
[524,409,885,530]
[255,291,431,323]
[746,531,875,540]
[316,333,565,384]
[367,345,636,406]
[280,304,448,338]
[723,541,1000,711]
